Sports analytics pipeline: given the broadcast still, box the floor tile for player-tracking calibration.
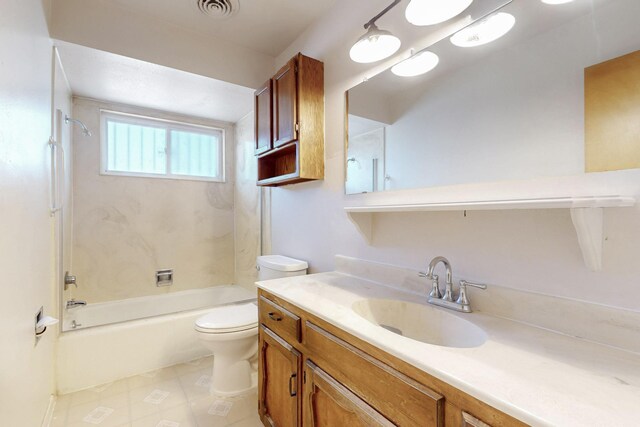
[127,366,178,390]
[130,403,196,427]
[129,380,187,420]
[224,394,258,425]
[189,396,231,427]
[53,355,259,427]
[66,404,130,427]
[50,412,68,427]
[173,356,213,376]
[227,414,262,427]
[178,368,212,402]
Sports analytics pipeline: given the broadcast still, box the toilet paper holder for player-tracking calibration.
[35,306,59,336]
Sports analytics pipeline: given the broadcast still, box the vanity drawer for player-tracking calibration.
[259,296,301,343]
[304,321,444,427]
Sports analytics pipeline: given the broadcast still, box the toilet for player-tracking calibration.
[195,255,308,396]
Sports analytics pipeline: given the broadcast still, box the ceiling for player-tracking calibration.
[105,0,339,57]
[56,40,254,123]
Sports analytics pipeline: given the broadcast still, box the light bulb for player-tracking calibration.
[350,24,401,63]
[391,51,440,77]
[405,0,473,26]
[450,12,516,48]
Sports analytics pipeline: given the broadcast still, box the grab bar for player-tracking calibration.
[49,110,65,216]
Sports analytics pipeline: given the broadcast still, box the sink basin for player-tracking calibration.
[352,298,487,348]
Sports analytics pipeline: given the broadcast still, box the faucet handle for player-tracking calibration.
[64,271,78,290]
[428,274,441,299]
[460,280,487,290]
[456,280,487,308]
[419,271,442,299]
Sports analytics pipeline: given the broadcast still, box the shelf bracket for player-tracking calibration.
[570,207,604,272]
[346,212,373,244]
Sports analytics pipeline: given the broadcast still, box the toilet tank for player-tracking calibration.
[257,255,308,281]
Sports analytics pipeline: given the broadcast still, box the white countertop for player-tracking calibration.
[257,272,640,426]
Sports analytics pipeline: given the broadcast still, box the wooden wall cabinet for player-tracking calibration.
[257,290,528,427]
[255,79,273,155]
[254,53,324,187]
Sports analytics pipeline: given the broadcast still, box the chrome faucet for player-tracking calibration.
[419,256,454,301]
[66,299,87,309]
[419,256,486,313]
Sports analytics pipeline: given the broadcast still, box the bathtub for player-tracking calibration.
[62,285,255,331]
[57,285,256,393]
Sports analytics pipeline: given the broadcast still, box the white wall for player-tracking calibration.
[0,0,58,424]
[268,0,640,311]
[70,98,236,303]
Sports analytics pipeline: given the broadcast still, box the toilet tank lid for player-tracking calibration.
[195,302,258,330]
[257,255,308,272]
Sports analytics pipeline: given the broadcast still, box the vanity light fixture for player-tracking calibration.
[350,0,402,63]
[450,12,516,48]
[405,0,473,26]
[391,50,440,77]
[541,0,574,4]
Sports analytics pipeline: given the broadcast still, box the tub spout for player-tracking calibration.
[66,299,87,310]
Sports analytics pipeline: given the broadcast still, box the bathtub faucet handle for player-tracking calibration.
[64,271,77,290]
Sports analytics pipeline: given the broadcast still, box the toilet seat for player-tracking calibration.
[195,302,258,334]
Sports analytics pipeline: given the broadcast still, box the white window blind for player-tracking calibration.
[101,111,224,182]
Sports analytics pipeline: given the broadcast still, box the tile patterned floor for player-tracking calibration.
[50,356,262,427]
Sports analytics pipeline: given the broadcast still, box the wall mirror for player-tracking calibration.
[345,0,640,195]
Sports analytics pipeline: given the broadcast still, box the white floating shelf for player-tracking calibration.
[345,195,635,213]
[345,195,636,272]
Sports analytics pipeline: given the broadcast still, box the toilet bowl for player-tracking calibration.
[195,302,258,396]
[195,255,308,396]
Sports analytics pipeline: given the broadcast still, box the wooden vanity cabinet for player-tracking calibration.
[255,53,324,187]
[304,360,393,427]
[258,325,302,427]
[257,290,527,427]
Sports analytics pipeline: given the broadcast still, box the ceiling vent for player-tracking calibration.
[196,0,239,19]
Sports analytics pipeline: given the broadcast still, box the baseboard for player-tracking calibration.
[40,395,56,427]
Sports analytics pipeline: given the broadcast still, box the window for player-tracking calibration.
[100,111,224,182]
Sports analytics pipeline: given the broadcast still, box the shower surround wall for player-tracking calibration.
[234,112,261,290]
[71,98,235,303]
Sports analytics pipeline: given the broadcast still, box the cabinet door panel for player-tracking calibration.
[273,58,298,148]
[304,360,393,427]
[305,321,444,426]
[259,326,301,426]
[462,411,493,427]
[255,79,272,155]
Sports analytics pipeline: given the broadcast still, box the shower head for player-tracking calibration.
[65,115,92,137]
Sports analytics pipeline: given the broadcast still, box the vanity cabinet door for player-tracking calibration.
[304,321,444,426]
[272,57,298,148]
[259,325,302,427]
[461,411,492,427]
[303,360,394,427]
[255,79,273,155]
